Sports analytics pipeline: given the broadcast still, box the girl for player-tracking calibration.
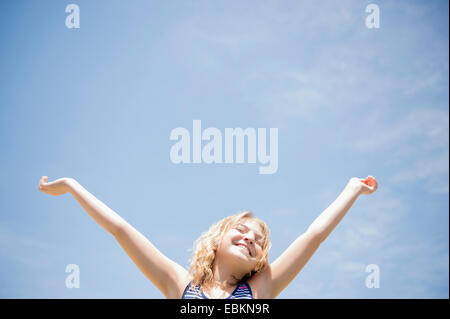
[38,175,378,298]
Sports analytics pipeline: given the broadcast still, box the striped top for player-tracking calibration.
[181,281,253,299]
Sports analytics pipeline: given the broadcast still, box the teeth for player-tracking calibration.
[236,244,251,256]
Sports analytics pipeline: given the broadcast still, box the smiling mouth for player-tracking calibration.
[235,243,252,257]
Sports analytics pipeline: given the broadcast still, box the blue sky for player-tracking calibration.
[0,0,448,298]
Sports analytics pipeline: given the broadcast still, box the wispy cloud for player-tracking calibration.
[353,107,449,153]
[351,107,449,194]
[1,0,447,299]
[301,185,448,298]
[404,71,448,96]
[0,226,52,268]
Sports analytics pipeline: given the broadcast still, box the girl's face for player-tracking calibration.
[216,219,265,271]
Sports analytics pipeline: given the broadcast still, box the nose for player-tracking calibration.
[243,235,255,245]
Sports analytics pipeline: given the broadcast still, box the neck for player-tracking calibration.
[211,258,247,289]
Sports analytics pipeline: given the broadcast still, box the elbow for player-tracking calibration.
[110,226,120,238]
[110,222,126,238]
[306,227,326,246]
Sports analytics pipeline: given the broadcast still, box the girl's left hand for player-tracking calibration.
[39,176,72,196]
[347,176,378,195]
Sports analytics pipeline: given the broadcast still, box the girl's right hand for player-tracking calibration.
[39,176,72,196]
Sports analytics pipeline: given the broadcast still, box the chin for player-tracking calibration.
[229,245,254,264]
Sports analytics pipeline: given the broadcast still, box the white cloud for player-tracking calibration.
[0,226,53,269]
[390,152,449,182]
[300,184,448,297]
[349,107,449,194]
[353,107,449,153]
[404,72,448,96]
[338,261,366,273]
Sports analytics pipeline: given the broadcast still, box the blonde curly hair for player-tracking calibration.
[188,211,271,290]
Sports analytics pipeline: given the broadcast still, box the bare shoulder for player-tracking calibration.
[247,264,274,299]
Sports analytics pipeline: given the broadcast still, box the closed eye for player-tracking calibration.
[234,223,264,246]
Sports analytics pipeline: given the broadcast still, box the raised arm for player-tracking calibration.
[38,176,189,298]
[253,176,378,298]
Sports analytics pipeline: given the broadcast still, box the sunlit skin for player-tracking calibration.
[204,220,265,298]
[38,175,378,298]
